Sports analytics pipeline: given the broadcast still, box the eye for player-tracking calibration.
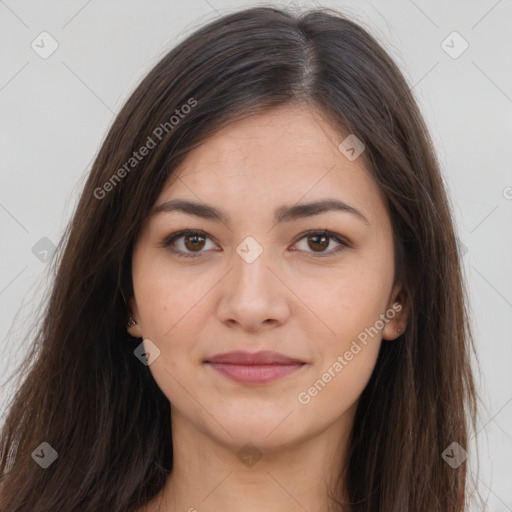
[160,229,218,258]
[160,229,350,259]
[292,230,350,257]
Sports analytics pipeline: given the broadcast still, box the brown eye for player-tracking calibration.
[293,230,349,257]
[161,229,216,258]
[307,234,330,252]
[184,233,206,252]
[162,229,349,259]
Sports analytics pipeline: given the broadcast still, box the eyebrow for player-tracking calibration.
[149,198,370,225]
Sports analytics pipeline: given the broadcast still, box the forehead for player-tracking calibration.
[156,104,387,224]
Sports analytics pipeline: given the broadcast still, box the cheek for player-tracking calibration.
[295,270,389,413]
[296,345,379,426]
[133,246,205,320]
[300,263,392,340]
[294,260,392,400]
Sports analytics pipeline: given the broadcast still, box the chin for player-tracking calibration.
[206,411,306,453]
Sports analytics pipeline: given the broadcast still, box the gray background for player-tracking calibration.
[1,1,511,510]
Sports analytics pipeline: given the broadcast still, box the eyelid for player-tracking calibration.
[160,228,351,258]
[292,230,351,256]
[159,229,218,258]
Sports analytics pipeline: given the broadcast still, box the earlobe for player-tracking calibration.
[382,319,405,341]
[126,313,143,338]
[127,321,143,338]
[126,297,143,338]
[382,283,410,341]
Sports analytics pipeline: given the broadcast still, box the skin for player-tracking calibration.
[128,103,408,512]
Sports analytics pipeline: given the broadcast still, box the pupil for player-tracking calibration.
[185,234,205,251]
[309,235,328,252]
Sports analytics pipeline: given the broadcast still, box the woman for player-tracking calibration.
[0,6,479,512]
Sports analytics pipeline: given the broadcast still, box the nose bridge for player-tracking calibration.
[216,234,289,328]
[230,234,274,297]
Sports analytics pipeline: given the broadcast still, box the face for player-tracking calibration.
[128,103,406,453]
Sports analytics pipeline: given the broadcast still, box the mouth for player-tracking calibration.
[204,350,307,384]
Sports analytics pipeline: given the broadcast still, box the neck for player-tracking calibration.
[155,406,355,512]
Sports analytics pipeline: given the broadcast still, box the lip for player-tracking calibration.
[206,350,305,365]
[205,350,306,384]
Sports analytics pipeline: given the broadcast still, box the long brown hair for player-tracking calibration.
[0,6,480,511]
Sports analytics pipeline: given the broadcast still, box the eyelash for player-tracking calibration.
[159,229,350,259]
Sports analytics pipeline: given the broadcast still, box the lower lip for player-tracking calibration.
[207,362,305,384]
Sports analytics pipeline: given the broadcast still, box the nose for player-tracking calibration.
[215,244,291,332]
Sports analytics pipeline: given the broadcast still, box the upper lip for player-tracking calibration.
[205,350,305,365]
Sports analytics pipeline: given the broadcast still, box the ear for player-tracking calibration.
[126,296,143,338]
[382,282,410,341]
